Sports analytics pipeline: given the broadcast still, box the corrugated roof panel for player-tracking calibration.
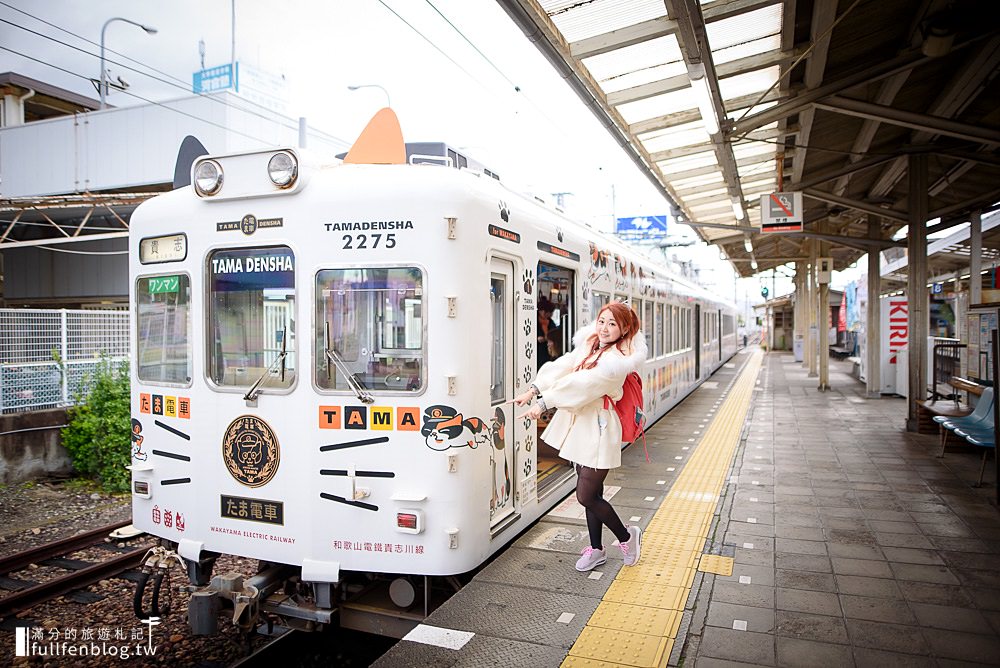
[673,171,724,188]
[718,67,781,100]
[690,200,731,214]
[658,152,719,174]
[543,0,667,43]
[616,86,701,124]
[681,186,729,202]
[645,124,713,151]
[582,35,682,83]
[704,4,782,50]
[600,61,689,94]
[732,141,776,159]
[713,34,782,66]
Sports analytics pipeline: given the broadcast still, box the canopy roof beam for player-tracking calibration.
[802,187,908,223]
[815,96,1000,146]
[568,0,783,59]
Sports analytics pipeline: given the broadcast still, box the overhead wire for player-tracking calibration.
[0,8,348,144]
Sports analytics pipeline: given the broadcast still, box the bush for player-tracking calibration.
[61,357,131,493]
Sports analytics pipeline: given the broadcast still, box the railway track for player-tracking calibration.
[0,520,148,619]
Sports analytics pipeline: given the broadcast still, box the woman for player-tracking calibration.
[516,301,647,571]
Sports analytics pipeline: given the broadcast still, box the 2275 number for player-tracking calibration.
[342,233,397,249]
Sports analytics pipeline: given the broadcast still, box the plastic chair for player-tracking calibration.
[963,432,996,487]
[936,387,993,456]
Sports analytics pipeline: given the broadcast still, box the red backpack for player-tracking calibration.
[604,371,649,462]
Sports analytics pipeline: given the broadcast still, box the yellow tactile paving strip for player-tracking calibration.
[563,350,763,668]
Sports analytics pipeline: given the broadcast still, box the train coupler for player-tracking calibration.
[187,573,262,636]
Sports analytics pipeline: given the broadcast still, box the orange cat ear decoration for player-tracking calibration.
[343,108,406,165]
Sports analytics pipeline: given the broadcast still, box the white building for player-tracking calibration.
[0,71,348,307]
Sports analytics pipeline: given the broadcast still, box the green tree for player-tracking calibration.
[61,357,131,493]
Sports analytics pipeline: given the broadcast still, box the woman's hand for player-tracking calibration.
[514,389,535,407]
[520,404,544,421]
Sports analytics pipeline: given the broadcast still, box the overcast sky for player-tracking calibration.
[0,0,791,304]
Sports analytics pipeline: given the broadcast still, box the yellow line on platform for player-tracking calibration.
[563,350,763,668]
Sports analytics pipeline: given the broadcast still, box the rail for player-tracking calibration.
[0,520,145,619]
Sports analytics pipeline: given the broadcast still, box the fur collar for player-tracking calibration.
[571,323,648,375]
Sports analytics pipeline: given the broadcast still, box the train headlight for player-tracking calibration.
[194,160,223,196]
[267,151,298,188]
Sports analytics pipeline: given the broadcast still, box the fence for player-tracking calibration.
[0,309,129,413]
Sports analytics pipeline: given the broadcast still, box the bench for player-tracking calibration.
[916,377,986,435]
[829,346,851,360]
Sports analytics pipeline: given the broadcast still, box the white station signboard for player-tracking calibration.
[759,192,804,233]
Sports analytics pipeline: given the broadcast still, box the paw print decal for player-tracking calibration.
[525,341,534,359]
[522,417,532,430]
[523,319,531,336]
[522,268,534,295]
[523,460,532,476]
[522,367,531,383]
[524,433,534,452]
[499,201,510,223]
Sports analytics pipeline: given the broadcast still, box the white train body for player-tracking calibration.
[127,143,736,629]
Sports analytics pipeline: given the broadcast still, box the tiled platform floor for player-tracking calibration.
[687,352,1000,667]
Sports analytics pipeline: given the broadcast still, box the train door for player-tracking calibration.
[489,259,516,526]
[536,261,575,496]
[694,304,701,379]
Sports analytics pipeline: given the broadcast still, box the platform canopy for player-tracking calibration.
[495,0,1000,277]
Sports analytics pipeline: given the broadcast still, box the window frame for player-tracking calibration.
[205,244,298,395]
[312,262,429,397]
[135,271,193,388]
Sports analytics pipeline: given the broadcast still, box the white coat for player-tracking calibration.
[533,324,648,469]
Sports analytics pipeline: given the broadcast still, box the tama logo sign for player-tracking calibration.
[318,405,420,431]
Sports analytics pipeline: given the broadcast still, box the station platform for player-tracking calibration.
[373,349,1000,667]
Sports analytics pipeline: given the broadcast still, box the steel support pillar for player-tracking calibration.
[906,154,928,431]
[971,210,982,305]
[808,241,818,377]
[866,216,882,398]
[818,227,830,390]
[795,261,806,362]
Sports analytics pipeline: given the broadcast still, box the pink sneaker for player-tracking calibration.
[620,526,642,566]
[575,546,607,571]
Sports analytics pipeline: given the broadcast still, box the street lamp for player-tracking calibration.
[100,17,157,109]
[347,84,391,108]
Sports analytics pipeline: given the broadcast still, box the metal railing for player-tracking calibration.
[0,309,129,413]
[930,341,966,405]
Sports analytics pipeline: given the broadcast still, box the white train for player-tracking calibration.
[127,110,737,636]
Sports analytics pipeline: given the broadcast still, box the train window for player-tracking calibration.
[490,276,506,404]
[666,305,673,353]
[208,246,296,391]
[644,301,653,350]
[136,274,191,385]
[655,303,664,357]
[538,262,573,366]
[590,291,609,323]
[315,267,424,393]
[684,308,691,348]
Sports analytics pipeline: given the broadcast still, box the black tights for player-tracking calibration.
[576,464,629,549]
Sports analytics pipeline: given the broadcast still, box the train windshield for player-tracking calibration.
[135,274,192,384]
[315,267,424,393]
[207,246,296,390]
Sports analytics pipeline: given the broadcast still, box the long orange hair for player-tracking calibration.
[576,301,641,370]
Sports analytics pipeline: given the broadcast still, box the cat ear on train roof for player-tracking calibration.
[343,108,406,165]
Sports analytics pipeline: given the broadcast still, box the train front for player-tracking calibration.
[127,145,494,636]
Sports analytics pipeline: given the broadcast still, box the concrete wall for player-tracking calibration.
[0,408,73,483]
